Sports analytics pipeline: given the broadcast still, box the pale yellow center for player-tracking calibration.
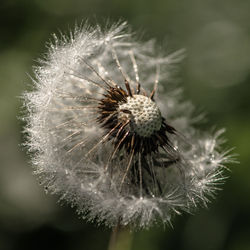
[118,95,162,137]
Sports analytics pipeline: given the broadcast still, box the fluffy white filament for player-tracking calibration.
[23,22,232,229]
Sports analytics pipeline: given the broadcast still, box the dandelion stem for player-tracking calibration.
[108,223,133,250]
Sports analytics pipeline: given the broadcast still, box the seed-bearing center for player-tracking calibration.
[118,95,162,137]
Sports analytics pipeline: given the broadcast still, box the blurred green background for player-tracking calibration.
[0,0,250,249]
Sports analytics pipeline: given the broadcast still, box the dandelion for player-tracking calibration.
[23,21,232,230]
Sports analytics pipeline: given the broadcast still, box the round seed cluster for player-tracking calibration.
[119,95,162,137]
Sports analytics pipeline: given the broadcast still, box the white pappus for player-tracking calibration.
[23,21,233,229]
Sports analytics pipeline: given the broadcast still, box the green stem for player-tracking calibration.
[108,223,133,250]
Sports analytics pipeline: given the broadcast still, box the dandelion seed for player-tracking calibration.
[23,21,233,229]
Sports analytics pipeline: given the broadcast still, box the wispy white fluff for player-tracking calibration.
[23,21,232,229]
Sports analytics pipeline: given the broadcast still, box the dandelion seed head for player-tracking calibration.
[23,21,233,229]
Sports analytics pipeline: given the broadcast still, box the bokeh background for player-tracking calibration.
[1,0,250,249]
